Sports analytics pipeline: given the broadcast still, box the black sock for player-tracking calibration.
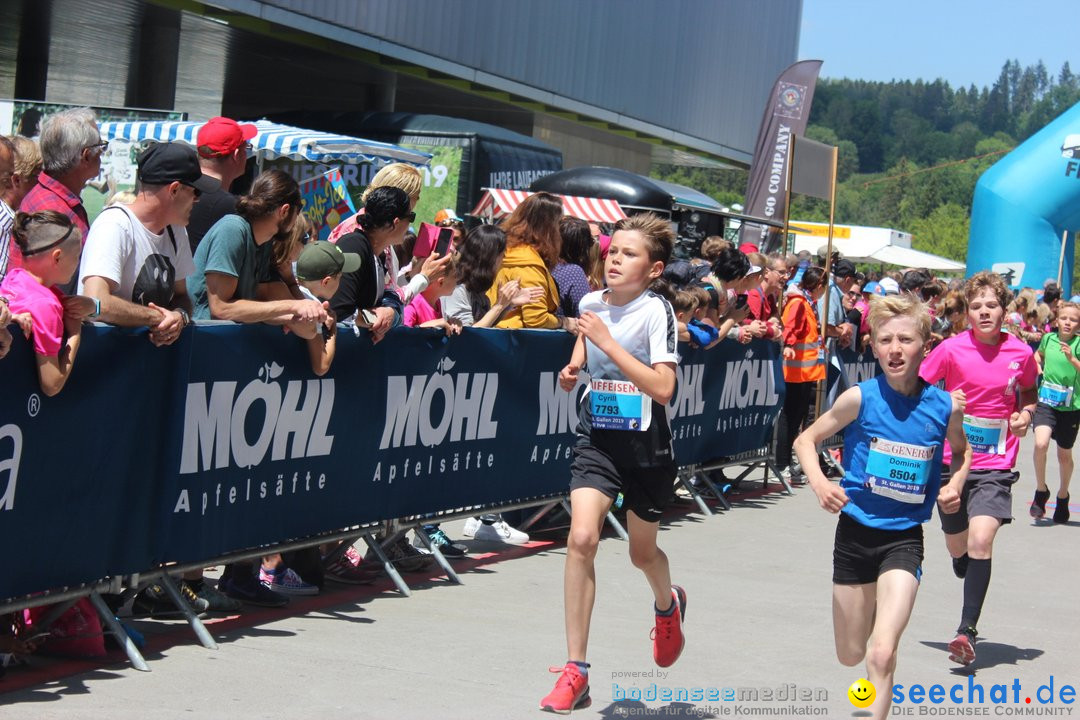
[959,558,992,632]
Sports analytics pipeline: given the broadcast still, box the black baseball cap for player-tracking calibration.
[832,258,857,279]
[137,142,220,194]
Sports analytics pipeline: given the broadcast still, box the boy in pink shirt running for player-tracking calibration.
[919,271,1038,666]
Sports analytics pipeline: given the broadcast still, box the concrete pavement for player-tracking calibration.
[1,435,1078,719]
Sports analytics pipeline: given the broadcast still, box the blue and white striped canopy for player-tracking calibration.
[98,119,431,168]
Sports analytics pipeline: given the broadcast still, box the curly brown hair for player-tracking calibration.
[500,192,563,269]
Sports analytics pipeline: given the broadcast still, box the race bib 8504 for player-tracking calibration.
[865,437,936,504]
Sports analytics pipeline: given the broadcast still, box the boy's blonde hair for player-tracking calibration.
[866,294,932,341]
[1058,301,1080,317]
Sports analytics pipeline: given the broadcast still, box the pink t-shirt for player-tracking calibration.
[0,267,65,356]
[403,292,441,327]
[327,212,361,244]
[920,329,1038,470]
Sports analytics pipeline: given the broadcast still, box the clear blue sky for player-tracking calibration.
[799,0,1075,89]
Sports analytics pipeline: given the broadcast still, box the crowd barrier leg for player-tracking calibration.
[676,466,716,516]
[87,591,150,672]
[520,501,561,531]
[362,532,411,597]
[605,511,629,540]
[158,574,218,651]
[696,469,732,512]
[765,460,793,495]
[558,498,629,540]
[409,523,462,585]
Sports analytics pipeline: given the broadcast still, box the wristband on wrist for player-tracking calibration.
[179,308,190,327]
[89,297,101,319]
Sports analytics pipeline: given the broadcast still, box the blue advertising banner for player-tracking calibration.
[1,326,784,599]
[835,344,881,389]
[668,341,785,463]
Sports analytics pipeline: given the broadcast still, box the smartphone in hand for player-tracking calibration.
[433,227,453,258]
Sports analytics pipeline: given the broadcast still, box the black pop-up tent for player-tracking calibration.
[530,166,783,256]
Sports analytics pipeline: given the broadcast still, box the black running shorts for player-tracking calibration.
[832,512,924,585]
[938,468,1017,534]
[569,443,676,523]
[1033,404,1080,450]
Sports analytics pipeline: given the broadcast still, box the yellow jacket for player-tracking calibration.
[488,244,561,329]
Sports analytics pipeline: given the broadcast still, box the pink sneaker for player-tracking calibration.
[259,566,319,595]
[540,663,590,714]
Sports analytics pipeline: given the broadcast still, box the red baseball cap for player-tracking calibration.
[197,117,257,158]
[738,242,759,254]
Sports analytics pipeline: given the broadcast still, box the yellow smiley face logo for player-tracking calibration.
[847,678,876,708]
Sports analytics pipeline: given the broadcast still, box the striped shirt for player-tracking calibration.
[0,198,13,282]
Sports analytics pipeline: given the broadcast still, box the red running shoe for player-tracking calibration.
[540,663,590,714]
[947,628,976,665]
[652,585,687,668]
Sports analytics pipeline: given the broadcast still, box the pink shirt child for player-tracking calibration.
[0,267,65,356]
[919,329,1038,470]
[403,292,441,327]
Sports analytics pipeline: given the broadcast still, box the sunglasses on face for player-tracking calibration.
[181,183,202,198]
[85,141,109,155]
[401,212,417,223]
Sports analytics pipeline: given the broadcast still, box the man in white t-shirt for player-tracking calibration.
[79,142,218,346]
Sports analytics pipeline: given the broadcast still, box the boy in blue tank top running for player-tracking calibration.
[794,294,972,720]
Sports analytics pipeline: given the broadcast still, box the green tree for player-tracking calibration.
[908,204,970,262]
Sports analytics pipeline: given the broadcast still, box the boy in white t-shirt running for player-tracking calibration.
[541,213,683,714]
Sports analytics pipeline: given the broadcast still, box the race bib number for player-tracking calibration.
[589,379,650,431]
[1039,382,1073,409]
[962,415,1008,455]
[865,437,935,504]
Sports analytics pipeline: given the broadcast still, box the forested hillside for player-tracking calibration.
[653,60,1080,266]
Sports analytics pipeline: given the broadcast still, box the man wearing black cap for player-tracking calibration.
[824,258,858,349]
[79,142,219,346]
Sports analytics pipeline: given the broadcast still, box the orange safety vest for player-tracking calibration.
[781,294,826,383]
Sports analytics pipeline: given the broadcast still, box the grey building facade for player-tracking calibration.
[0,0,802,171]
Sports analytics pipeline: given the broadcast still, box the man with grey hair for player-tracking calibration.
[20,108,103,291]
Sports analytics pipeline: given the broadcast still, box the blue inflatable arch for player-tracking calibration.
[967,101,1080,295]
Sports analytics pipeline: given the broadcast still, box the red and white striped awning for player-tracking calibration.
[470,188,626,224]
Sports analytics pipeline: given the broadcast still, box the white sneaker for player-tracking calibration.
[462,517,481,538]
[473,520,529,545]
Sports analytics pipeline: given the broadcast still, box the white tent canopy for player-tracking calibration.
[791,222,965,272]
[98,119,431,168]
